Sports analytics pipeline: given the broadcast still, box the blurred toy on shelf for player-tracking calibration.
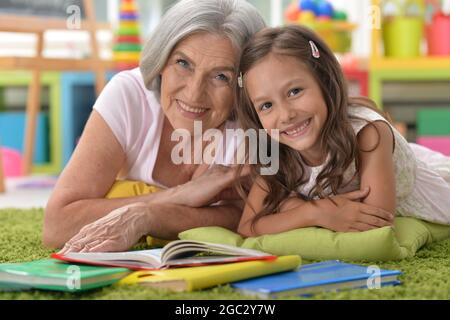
[426,0,450,56]
[381,0,450,58]
[113,0,142,71]
[382,0,425,58]
[1,147,23,178]
[417,108,450,156]
[284,0,356,53]
[339,53,369,97]
[285,2,301,21]
[340,53,360,71]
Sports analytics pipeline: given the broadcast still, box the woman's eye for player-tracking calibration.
[215,73,230,83]
[176,59,190,69]
[260,102,272,111]
[288,88,302,97]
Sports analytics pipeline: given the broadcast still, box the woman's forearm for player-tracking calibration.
[43,187,178,248]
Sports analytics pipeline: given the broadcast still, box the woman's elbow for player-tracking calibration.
[42,231,62,250]
[42,203,66,249]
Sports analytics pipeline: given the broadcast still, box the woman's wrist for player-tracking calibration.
[134,204,155,237]
[144,186,180,205]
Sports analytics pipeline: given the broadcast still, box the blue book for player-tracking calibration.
[231,260,402,298]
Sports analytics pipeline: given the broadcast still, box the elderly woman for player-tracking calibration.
[43,0,265,252]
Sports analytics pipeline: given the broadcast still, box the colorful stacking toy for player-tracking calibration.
[284,0,355,53]
[113,0,142,71]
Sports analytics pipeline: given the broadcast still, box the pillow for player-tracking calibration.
[179,217,450,262]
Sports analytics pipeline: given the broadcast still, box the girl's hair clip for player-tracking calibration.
[238,72,244,88]
[309,41,320,59]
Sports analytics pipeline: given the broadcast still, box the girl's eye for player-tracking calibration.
[260,102,272,111]
[288,88,302,97]
[176,59,190,69]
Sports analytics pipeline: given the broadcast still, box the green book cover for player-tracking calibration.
[0,259,131,292]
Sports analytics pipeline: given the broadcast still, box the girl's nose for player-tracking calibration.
[279,105,297,124]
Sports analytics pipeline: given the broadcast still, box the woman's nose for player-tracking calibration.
[184,73,206,103]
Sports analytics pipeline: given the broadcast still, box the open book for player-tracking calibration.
[51,240,276,270]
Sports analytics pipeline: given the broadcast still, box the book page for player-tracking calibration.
[161,240,271,264]
[64,249,163,268]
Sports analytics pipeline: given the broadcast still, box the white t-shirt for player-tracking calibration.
[93,68,242,189]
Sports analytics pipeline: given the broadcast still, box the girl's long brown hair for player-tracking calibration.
[235,25,387,230]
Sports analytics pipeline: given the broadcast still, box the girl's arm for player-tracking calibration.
[356,120,396,215]
[237,178,318,237]
[238,179,393,237]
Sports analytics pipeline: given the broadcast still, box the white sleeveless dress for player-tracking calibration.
[297,105,450,225]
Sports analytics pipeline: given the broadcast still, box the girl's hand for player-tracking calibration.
[57,203,150,254]
[320,194,395,232]
[279,187,370,212]
[337,187,370,202]
[171,165,250,208]
[279,196,305,212]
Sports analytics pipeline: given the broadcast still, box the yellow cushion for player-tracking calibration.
[106,180,171,248]
[106,180,161,199]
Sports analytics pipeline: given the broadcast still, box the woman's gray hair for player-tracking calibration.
[139,0,266,99]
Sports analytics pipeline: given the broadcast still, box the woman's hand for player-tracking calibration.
[319,190,395,232]
[171,165,250,208]
[57,202,151,254]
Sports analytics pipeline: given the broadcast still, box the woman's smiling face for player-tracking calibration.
[245,52,328,166]
[160,32,238,133]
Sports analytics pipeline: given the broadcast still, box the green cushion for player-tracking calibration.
[179,217,450,262]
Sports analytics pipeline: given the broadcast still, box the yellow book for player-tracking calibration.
[116,255,301,292]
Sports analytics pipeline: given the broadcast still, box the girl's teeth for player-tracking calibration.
[179,101,207,114]
[286,119,310,135]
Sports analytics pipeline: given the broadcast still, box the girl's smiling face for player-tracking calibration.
[245,52,328,166]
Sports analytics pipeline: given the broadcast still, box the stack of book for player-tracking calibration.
[0,240,402,296]
[0,240,299,293]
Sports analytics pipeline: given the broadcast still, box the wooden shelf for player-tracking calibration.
[0,0,110,175]
[0,57,115,71]
[0,14,110,33]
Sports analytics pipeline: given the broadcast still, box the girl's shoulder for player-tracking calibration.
[347,104,390,136]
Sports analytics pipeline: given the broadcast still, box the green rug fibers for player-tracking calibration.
[0,209,449,300]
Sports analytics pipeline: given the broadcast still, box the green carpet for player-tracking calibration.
[0,209,449,300]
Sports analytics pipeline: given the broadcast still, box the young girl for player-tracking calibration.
[236,25,450,237]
